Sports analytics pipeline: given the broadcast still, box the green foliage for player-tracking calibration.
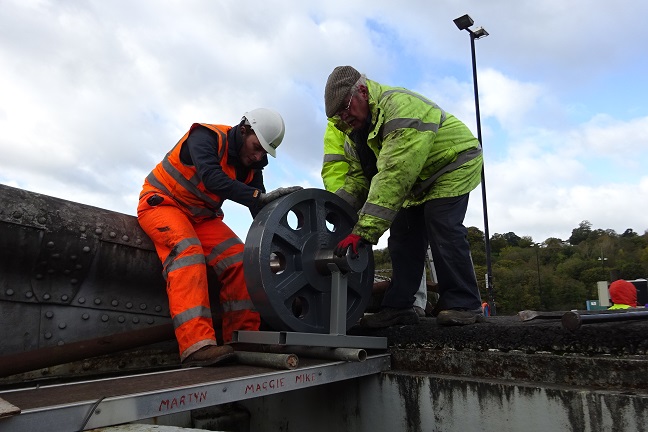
[372,220,648,315]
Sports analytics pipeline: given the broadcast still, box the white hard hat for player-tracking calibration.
[242,108,285,157]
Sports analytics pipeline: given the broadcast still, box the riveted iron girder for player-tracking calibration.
[0,184,171,358]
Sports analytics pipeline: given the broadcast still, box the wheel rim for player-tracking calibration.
[244,188,374,333]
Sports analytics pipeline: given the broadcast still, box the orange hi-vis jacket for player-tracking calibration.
[141,123,256,219]
[137,123,260,361]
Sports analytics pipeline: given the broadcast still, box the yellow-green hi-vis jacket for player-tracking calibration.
[332,79,483,244]
[321,122,349,193]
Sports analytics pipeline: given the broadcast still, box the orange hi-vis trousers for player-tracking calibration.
[137,193,260,361]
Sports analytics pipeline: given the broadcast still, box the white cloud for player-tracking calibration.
[1,0,647,249]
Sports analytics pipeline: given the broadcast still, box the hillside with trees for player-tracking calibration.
[372,221,648,315]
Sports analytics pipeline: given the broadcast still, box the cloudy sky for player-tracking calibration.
[1,0,647,249]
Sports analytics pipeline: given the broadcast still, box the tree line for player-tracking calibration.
[372,221,648,315]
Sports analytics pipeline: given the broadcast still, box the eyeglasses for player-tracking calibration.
[336,91,355,118]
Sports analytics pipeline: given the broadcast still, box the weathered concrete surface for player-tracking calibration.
[350,313,648,392]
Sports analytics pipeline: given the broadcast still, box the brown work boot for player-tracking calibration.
[436,308,485,326]
[182,345,235,368]
[360,307,419,328]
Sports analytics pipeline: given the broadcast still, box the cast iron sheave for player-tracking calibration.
[244,188,374,333]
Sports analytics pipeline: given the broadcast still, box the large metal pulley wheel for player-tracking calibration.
[244,188,374,333]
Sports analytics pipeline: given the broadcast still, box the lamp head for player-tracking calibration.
[453,14,474,31]
[473,27,489,39]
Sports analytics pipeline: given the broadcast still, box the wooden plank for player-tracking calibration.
[0,397,20,419]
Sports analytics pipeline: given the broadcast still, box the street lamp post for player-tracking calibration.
[453,14,495,315]
[533,243,544,309]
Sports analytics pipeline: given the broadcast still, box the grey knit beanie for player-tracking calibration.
[324,66,361,118]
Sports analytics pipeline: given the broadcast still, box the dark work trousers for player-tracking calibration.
[382,193,482,311]
[383,207,429,308]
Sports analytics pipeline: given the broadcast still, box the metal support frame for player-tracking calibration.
[234,264,387,350]
[0,355,390,431]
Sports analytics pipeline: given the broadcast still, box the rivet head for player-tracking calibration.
[82,313,89,320]
[101,315,109,322]
[70,255,77,261]
[140,304,147,310]
[61,295,69,302]
[122,235,129,242]
[44,332,52,339]
[94,298,102,305]
[25,291,33,298]
[95,228,103,235]
[118,316,125,323]
[43,294,51,301]
[51,253,60,259]
[132,317,140,324]
[57,340,64,346]
[126,302,133,309]
[79,226,86,233]
[109,232,117,238]
[45,311,54,319]
[78,297,86,304]
[46,241,55,248]
[12,211,22,219]
[135,239,142,245]
[148,318,154,324]
[5,289,14,296]
[155,306,162,312]
[58,322,67,329]
[111,300,119,307]
[83,246,91,253]
[70,279,78,285]
[37,216,47,224]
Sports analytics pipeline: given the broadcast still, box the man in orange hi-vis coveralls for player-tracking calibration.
[138,108,302,367]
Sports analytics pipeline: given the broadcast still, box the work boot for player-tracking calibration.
[360,307,419,328]
[436,308,485,326]
[182,345,235,368]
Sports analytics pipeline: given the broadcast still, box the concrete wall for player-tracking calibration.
[239,371,648,432]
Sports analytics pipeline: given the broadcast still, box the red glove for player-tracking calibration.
[334,233,366,258]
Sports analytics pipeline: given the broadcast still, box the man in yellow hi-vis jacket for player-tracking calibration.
[321,122,429,319]
[324,66,484,327]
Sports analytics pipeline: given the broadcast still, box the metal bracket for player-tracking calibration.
[234,263,386,350]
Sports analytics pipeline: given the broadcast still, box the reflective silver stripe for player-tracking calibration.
[213,251,243,276]
[206,236,243,264]
[410,146,483,198]
[382,117,441,137]
[173,305,212,328]
[161,158,222,211]
[344,140,358,161]
[379,89,447,130]
[146,171,173,197]
[361,202,397,222]
[164,254,206,279]
[146,171,219,219]
[222,299,256,313]
[162,237,201,270]
[336,189,363,212]
[323,154,347,162]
